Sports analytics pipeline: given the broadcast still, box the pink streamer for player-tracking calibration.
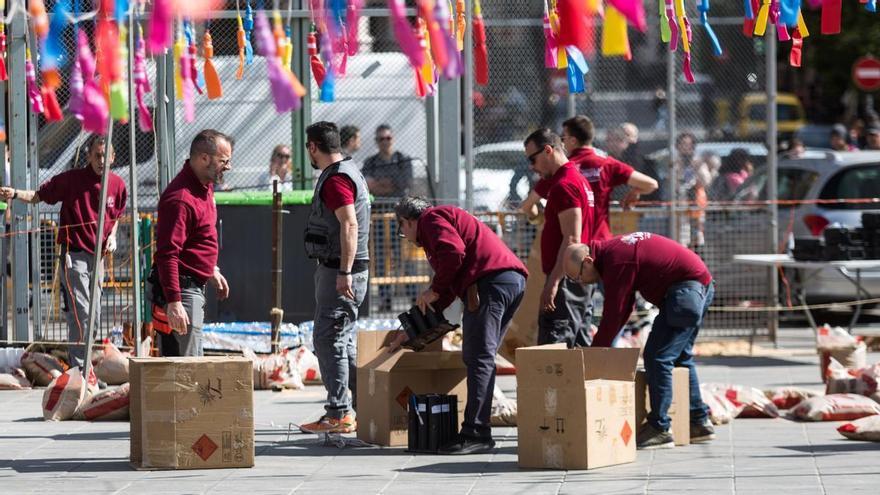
[543,12,558,69]
[147,0,173,54]
[389,0,424,70]
[433,0,462,79]
[607,0,647,32]
[134,38,153,132]
[255,12,300,113]
[665,0,679,52]
[346,0,363,56]
[770,1,791,41]
[682,16,694,83]
[69,58,84,120]
[26,58,44,114]
[179,36,194,123]
[76,31,108,134]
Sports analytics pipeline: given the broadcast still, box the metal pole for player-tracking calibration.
[667,48,678,242]
[27,71,41,339]
[566,94,576,118]
[766,33,779,347]
[156,52,169,191]
[128,13,142,355]
[463,0,474,211]
[83,122,114,382]
[270,180,283,354]
[8,10,29,343]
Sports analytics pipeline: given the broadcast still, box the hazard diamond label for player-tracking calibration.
[620,421,633,446]
[192,434,219,461]
[396,386,415,410]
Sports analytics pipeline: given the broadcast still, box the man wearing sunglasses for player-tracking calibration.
[389,196,527,454]
[301,121,371,435]
[562,234,716,450]
[523,129,595,348]
[153,130,233,357]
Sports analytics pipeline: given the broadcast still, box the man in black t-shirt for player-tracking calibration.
[362,124,413,199]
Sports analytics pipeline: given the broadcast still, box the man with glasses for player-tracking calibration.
[562,234,716,449]
[261,144,293,192]
[363,124,416,311]
[523,128,595,348]
[301,121,371,434]
[153,129,233,357]
[389,197,527,454]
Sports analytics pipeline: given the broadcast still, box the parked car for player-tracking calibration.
[725,150,880,303]
[735,92,806,140]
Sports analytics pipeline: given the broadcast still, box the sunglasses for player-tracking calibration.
[527,147,544,165]
[274,153,291,160]
[377,136,393,142]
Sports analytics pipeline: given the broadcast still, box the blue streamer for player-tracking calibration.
[43,0,71,70]
[698,0,723,57]
[115,0,130,23]
[320,67,336,102]
[565,46,588,94]
[867,0,877,13]
[744,0,754,19]
[244,3,255,65]
[183,21,205,91]
[780,0,800,27]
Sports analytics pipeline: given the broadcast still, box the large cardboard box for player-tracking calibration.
[356,331,467,446]
[516,345,640,470]
[130,357,254,470]
[635,368,690,446]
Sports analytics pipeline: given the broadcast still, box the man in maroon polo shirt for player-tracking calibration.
[563,233,716,449]
[0,134,126,366]
[523,116,658,241]
[390,197,527,455]
[152,130,233,357]
[523,128,594,348]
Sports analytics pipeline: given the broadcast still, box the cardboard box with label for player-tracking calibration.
[635,368,690,446]
[516,345,639,470]
[356,331,467,446]
[130,357,254,470]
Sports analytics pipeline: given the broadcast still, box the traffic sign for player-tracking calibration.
[853,56,880,92]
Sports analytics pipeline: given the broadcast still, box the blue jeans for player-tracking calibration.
[460,270,526,439]
[313,265,369,419]
[644,280,714,432]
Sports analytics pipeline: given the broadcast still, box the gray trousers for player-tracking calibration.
[313,264,369,419]
[158,286,207,357]
[60,247,102,367]
[537,278,594,348]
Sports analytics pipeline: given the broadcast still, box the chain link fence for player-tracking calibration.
[8,5,783,349]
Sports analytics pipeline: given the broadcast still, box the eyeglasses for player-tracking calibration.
[565,258,589,284]
[527,148,544,165]
[396,220,406,238]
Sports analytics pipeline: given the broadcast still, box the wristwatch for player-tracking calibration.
[11,190,17,200]
[338,270,351,276]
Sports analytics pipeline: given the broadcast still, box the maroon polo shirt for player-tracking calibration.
[37,167,128,254]
[155,162,219,303]
[535,147,633,241]
[320,174,356,211]
[591,232,712,347]
[416,205,528,311]
[540,162,595,275]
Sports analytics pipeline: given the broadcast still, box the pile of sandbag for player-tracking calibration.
[817,325,866,382]
[700,383,781,424]
[0,348,31,390]
[42,367,131,421]
[91,340,131,385]
[243,348,305,390]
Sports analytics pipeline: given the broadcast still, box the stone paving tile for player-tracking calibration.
[1,349,879,494]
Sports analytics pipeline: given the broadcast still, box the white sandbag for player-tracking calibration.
[75,383,130,421]
[291,346,321,384]
[490,384,517,426]
[92,340,129,385]
[0,369,31,390]
[790,394,880,422]
[43,369,87,421]
[838,414,880,442]
[243,348,304,390]
[763,386,819,410]
[21,352,68,387]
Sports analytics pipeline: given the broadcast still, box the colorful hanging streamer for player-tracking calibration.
[659,0,671,43]
[236,7,247,79]
[346,0,363,55]
[26,51,45,115]
[255,11,302,112]
[557,0,591,54]
[244,3,256,65]
[821,0,842,35]
[433,0,463,79]
[664,0,680,51]
[543,4,559,69]
[455,0,466,51]
[203,30,222,100]
[601,6,631,58]
[76,30,109,135]
[674,0,695,83]
[389,0,424,70]
[565,46,588,93]
[308,28,327,87]
[134,34,154,131]
[147,0,173,54]
[698,0,723,57]
[606,0,647,32]
[473,0,489,86]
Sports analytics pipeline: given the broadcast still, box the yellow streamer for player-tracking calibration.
[173,33,184,100]
[601,6,629,57]
[674,0,690,54]
[754,0,771,37]
[796,10,810,38]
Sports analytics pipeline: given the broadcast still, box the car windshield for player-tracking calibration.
[733,167,819,202]
[819,164,880,210]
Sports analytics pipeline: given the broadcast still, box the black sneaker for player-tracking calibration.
[439,435,496,455]
[690,420,716,443]
[637,424,675,450]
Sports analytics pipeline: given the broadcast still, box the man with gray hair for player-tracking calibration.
[153,129,233,357]
[0,134,127,366]
[300,121,371,434]
[390,197,527,454]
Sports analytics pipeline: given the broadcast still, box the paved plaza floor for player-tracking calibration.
[1,335,879,494]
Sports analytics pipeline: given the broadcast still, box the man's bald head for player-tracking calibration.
[564,243,599,284]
